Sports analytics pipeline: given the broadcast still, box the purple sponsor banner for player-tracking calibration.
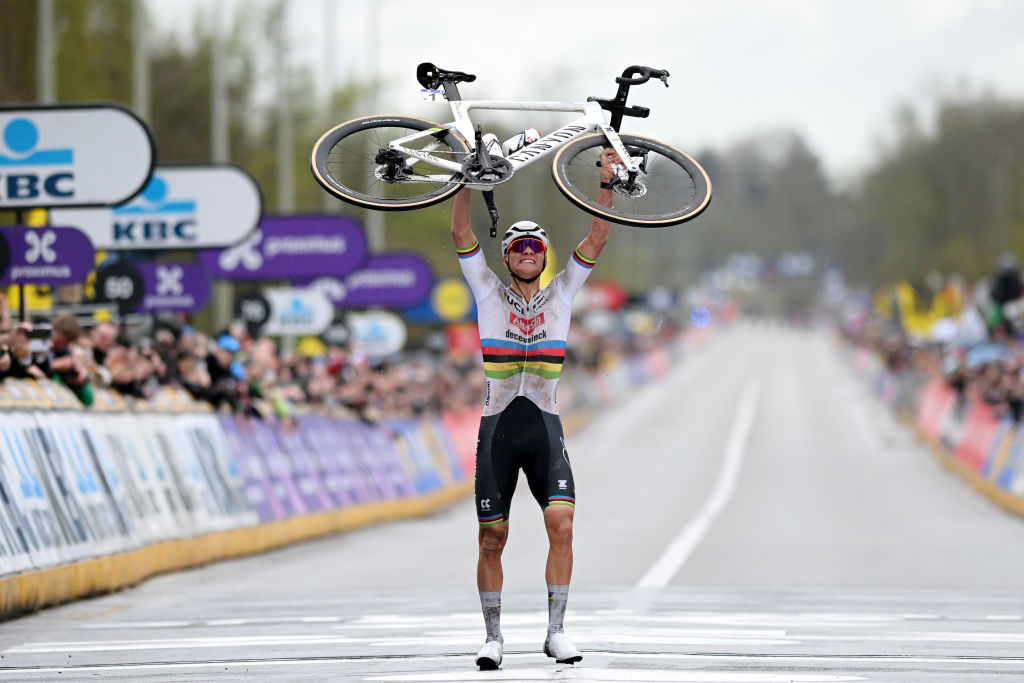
[217,414,282,521]
[299,415,370,505]
[339,422,400,500]
[135,263,212,313]
[296,416,351,508]
[248,419,308,518]
[199,215,368,280]
[273,422,333,512]
[349,421,417,498]
[0,225,95,285]
[303,253,433,308]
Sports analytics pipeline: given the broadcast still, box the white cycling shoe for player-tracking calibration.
[475,640,503,670]
[543,631,583,664]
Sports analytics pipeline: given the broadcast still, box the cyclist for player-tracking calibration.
[451,150,617,669]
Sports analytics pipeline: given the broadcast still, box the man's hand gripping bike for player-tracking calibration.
[311,62,712,237]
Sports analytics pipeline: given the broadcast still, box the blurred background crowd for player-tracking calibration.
[839,253,1024,425]
[0,291,683,422]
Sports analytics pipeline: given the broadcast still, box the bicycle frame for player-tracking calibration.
[388,98,641,188]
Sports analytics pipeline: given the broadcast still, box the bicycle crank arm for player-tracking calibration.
[482,190,501,238]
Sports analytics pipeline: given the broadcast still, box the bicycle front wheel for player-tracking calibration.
[311,115,469,211]
[551,133,712,227]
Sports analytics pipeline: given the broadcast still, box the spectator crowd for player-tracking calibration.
[841,254,1024,425]
[0,292,681,423]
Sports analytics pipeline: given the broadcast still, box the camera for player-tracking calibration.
[27,324,52,340]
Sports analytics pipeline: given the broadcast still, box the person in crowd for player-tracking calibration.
[2,323,47,380]
[47,314,93,405]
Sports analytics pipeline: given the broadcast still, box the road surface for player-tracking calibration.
[3,322,1024,681]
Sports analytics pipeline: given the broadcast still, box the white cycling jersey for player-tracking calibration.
[457,241,596,416]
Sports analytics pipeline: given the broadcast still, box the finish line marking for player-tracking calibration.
[636,380,760,589]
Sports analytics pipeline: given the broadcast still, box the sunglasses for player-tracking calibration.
[507,237,547,255]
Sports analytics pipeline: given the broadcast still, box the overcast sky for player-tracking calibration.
[151,0,1024,184]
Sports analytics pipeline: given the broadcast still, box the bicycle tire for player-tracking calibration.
[311,115,469,211]
[551,133,712,228]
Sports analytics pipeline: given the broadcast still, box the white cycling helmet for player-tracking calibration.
[501,220,549,255]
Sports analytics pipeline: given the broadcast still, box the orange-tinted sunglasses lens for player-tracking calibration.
[508,237,546,254]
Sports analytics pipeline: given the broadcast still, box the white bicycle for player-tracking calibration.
[311,62,712,235]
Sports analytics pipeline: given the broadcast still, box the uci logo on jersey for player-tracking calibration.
[110,175,197,244]
[0,118,75,201]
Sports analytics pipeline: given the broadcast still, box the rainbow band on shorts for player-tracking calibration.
[478,513,505,526]
[548,496,575,508]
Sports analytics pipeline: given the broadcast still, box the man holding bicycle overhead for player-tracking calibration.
[452,149,617,670]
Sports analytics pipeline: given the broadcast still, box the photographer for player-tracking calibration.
[47,314,93,406]
[2,323,48,380]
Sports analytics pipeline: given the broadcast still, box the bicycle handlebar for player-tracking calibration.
[615,66,670,87]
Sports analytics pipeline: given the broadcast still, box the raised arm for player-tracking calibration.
[451,188,478,249]
[575,149,616,261]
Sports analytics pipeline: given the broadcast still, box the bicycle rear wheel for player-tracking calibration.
[551,133,712,227]
[311,115,469,211]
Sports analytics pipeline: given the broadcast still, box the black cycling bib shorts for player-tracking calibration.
[475,396,575,526]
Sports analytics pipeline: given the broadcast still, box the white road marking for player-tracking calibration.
[2,651,1023,678]
[4,634,357,653]
[82,615,346,629]
[637,381,761,588]
[80,620,192,629]
[365,671,865,682]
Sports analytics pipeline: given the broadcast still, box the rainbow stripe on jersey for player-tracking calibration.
[481,338,566,380]
[458,241,481,259]
[572,248,596,269]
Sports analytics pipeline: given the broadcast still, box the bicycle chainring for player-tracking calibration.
[461,156,514,185]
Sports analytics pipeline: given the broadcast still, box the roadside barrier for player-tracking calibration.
[846,344,1024,517]
[0,338,687,620]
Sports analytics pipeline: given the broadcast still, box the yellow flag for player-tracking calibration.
[540,245,558,289]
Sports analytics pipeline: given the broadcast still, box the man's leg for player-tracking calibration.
[542,505,582,663]
[476,521,508,669]
[474,407,511,669]
[543,505,573,586]
[478,521,509,593]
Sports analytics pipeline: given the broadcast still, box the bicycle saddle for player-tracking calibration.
[417,62,476,90]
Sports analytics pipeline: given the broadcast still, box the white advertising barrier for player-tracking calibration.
[87,413,186,544]
[0,104,155,209]
[50,164,262,250]
[184,413,259,529]
[262,287,334,336]
[150,413,256,533]
[143,414,224,536]
[6,413,94,566]
[31,411,134,559]
[125,415,201,538]
[63,413,141,548]
[0,490,34,576]
[0,418,67,571]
